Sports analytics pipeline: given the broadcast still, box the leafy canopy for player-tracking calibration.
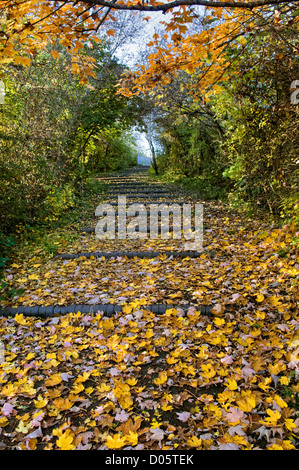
[1,1,298,91]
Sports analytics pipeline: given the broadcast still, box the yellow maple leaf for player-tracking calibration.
[256,293,265,303]
[46,353,56,360]
[106,433,126,449]
[34,395,48,408]
[125,431,138,446]
[53,397,73,411]
[274,395,288,409]
[259,409,281,426]
[279,376,290,385]
[153,371,168,386]
[102,318,114,330]
[19,381,36,396]
[225,379,238,391]
[284,418,296,431]
[14,313,28,326]
[45,374,62,387]
[201,363,216,379]
[15,420,31,434]
[26,352,35,361]
[161,403,173,411]
[217,390,235,405]
[113,382,133,410]
[258,377,272,391]
[97,383,111,393]
[106,29,115,37]
[183,365,197,376]
[2,383,17,397]
[0,417,8,427]
[269,362,286,375]
[64,349,79,360]
[145,329,154,338]
[56,429,75,450]
[236,393,256,412]
[126,377,137,386]
[120,393,134,409]
[166,356,177,365]
[269,295,281,306]
[186,436,202,448]
[214,317,225,327]
[72,383,84,395]
[122,305,132,314]
[26,438,37,450]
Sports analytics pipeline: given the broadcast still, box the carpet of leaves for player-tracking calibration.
[0,305,298,450]
[1,201,299,310]
[0,196,298,450]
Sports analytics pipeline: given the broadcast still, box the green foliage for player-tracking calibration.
[84,178,108,195]
[215,24,299,223]
[0,233,16,301]
[0,232,15,270]
[0,39,139,242]
[156,113,229,200]
[146,13,299,223]
[41,184,76,223]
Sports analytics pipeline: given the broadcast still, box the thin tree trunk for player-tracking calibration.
[146,135,158,174]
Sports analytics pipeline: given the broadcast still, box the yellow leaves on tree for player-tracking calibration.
[118,7,258,98]
[51,50,60,60]
[0,0,273,95]
[106,29,115,37]
[0,1,100,81]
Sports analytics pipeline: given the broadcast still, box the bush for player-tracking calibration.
[216,26,299,224]
[41,184,76,223]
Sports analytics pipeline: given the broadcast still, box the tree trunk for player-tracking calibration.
[146,134,158,174]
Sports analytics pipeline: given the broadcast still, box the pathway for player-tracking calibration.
[0,167,297,450]
[0,166,210,317]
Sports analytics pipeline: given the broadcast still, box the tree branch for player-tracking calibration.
[75,0,295,12]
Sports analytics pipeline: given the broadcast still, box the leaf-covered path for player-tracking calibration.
[0,168,298,450]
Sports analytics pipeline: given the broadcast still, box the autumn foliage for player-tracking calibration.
[0,301,298,449]
[0,0,298,452]
[0,189,298,449]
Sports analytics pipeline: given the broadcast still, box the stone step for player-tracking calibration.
[101,201,194,206]
[0,303,213,318]
[97,177,151,182]
[107,191,169,195]
[105,182,164,186]
[57,250,202,259]
[105,195,187,201]
[80,226,197,234]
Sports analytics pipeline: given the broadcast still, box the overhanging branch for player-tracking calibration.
[76,0,296,12]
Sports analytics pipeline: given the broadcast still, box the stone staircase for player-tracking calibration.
[0,167,211,317]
